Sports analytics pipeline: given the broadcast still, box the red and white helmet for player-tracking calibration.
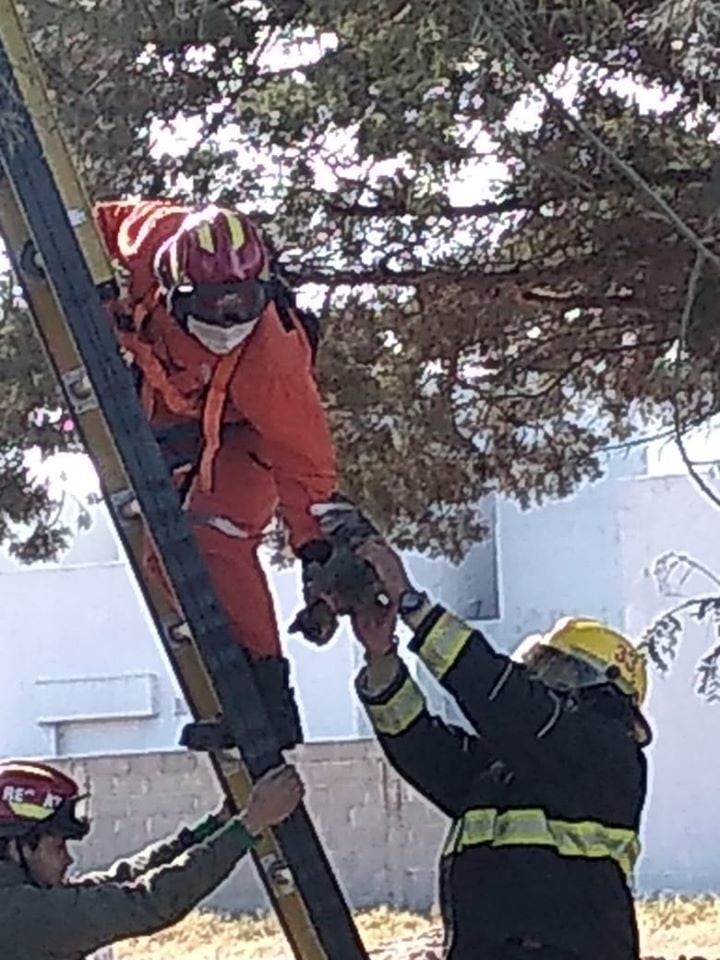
[154,205,270,291]
[0,761,89,840]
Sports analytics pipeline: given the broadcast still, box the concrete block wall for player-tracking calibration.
[54,741,449,913]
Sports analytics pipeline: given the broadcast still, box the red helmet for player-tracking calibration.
[0,761,89,840]
[154,205,270,291]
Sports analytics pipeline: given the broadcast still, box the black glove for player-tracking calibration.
[290,494,360,646]
[290,539,338,646]
[296,538,333,611]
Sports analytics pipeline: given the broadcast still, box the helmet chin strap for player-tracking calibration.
[14,835,43,887]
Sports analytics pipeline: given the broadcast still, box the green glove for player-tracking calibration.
[185,807,260,849]
[190,811,224,844]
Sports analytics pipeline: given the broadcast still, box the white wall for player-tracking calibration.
[0,474,500,755]
[0,493,375,754]
[409,462,631,722]
[0,501,187,757]
[618,475,720,892]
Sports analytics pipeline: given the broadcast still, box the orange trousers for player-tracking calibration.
[148,424,282,659]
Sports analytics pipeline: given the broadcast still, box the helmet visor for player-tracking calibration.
[171,280,272,328]
[45,797,90,841]
[522,646,608,692]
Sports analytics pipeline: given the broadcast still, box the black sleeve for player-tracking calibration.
[408,606,594,780]
[356,658,492,818]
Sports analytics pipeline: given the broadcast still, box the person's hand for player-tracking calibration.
[242,764,304,836]
[351,603,399,661]
[356,540,414,606]
[310,493,368,541]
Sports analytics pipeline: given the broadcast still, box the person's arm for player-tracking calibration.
[78,807,230,885]
[265,371,338,553]
[13,765,302,960]
[357,542,593,780]
[232,305,338,552]
[357,646,492,818]
[12,818,255,959]
[409,606,573,765]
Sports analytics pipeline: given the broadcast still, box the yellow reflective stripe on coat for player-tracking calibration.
[419,612,473,679]
[443,807,640,876]
[366,675,426,736]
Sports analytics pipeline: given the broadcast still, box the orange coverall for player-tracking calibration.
[94,201,338,659]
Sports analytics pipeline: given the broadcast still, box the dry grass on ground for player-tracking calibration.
[115,898,720,959]
[116,906,436,959]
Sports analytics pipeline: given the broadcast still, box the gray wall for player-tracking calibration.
[54,742,448,913]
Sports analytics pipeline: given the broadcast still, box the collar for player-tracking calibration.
[0,858,30,887]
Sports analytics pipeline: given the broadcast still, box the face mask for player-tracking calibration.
[187,316,259,355]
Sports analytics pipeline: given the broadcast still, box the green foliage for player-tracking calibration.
[0,272,76,559]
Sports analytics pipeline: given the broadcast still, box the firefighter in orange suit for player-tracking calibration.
[94,199,339,748]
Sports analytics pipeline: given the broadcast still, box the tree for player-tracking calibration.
[641,551,720,702]
[0,272,81,560]
[3,0,720,559]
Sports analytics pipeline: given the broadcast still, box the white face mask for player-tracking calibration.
[187,316,259,355]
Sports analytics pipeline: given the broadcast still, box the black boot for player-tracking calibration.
[250,656,304,750]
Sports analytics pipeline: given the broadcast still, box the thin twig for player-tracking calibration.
[470,3,720,277]
[648,595,720,624]
[672,393,720,509]
[674,251,705,369]
[667,204,720,505]
[684,557,720,592]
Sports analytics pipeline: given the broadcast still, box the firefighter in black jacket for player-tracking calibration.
[351,540,651,960]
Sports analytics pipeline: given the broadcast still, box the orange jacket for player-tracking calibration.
[94,200,337,550]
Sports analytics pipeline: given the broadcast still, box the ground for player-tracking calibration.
[115,899,720,959]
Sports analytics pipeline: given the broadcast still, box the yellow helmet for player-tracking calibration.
[539,617,648,706]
